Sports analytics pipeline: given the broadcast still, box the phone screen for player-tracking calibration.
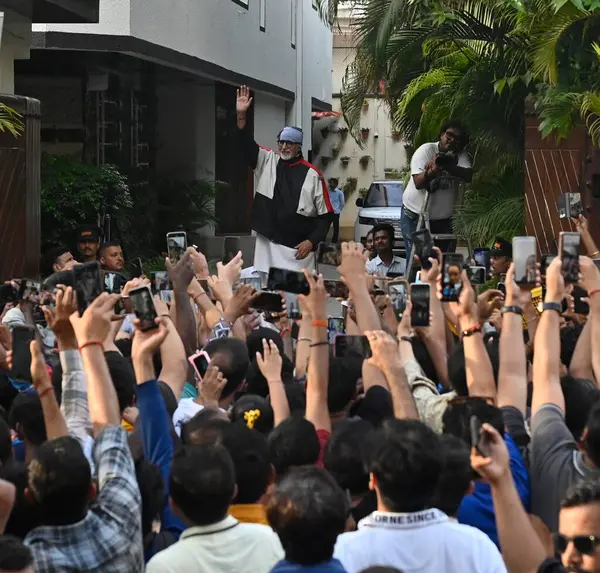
[410,284,430,327]
[442,254,464,302]
[411,230,434,269]
[328,317,345,344]
[130,286,158,331]
[324,280,349,299]
[11,326,35,382]
[560,232,580,283]
[473,249,491,275]
[513,237,537,285]
[151,271,173,303]
[267,267,310,295]
[468,266,486,285]
[239,277,263,291]
[388,282,408,319]
[18,280,42,303]
[569,193,583,218]
[73,262,103,315]
[192,353,210,379]
[166,232,187,264]
[334,335,372,359]
[572,286,590,315]
[251,292,283,313]
[222,237,241,265]
[316,243,341,270]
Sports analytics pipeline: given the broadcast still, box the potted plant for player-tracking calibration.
[360,128,370,141]
[359,187,369,198]
[362,99,369,112]
[340,156,351,166]
[391,130,401,142]
[320,156,332,168]
[342,177,358,199]
[320,126,330,139]
[338,126,349,139]
[331,144,341,158]
[359,155,371,169]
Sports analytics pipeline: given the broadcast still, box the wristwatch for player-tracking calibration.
[543,302,562,313]
[501,305,523,315]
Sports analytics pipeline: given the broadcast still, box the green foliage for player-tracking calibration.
[343,177,358,199]
[41,154,131,248]
[0,104,23,138]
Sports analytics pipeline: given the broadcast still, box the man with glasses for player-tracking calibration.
[236,85,333,277]
[400,120,472,257]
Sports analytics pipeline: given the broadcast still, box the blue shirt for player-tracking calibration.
[328,188,345,215]
[457,433,530,547]
[270,558,347,573]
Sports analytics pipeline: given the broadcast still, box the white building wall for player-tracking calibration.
[254,92,287,152]
[0,10,31,94]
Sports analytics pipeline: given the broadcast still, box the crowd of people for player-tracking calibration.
[0,208,597,573]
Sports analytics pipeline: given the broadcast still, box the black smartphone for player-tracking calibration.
[267,267,310,295]
[18,280,42,304]
[559,232,580,284]
[410,283,430,327]
[222,237,241,265]
[470,415,491,457]
[11,325,36,382]
[441,254,464,302]
[328,317,345,344]
[129,285,159,332]
[251,291,283,313]
[572,286,590,315]
[334,335,372,359]
[0,283,17,304]
[540,254,556,276]
[316,242,341,271]
[166,231,187,264]
[73,262,103,316]
[388,281,408,319]
[324,280,349,299]
[411,229,435,269]
[473,248,491,276]
[513,236,537,286]
[558,192,584,219]
[497,282,506,296]
[468,266,486,285]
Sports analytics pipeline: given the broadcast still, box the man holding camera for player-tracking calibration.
[400,120,472,257]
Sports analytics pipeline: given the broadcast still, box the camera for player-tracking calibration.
[435,152,458,170]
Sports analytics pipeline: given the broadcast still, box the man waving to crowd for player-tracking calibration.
[236,85,333,276]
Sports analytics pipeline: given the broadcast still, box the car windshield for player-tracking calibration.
[363,183,403,207]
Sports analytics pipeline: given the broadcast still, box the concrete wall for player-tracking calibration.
[254,91,287,152]
[0,10,32,94]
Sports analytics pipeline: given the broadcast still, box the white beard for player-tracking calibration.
[280,150,295,161]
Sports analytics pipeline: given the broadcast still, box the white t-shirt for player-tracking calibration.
[172,399,227,437]
[333,509,506,573]
[402,142,472,221]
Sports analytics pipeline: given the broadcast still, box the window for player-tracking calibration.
[231,0,249,8]
[363,183,404,208]
[259,0,266,31]
[291,0,297,48]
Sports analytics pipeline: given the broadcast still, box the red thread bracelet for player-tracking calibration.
[589,289,600,298]
[78,341,104,352]
[37,386,54,399]
[461,323,482,338]
[312,320,328,328]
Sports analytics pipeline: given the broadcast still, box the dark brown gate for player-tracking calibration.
[524,116,600,254]
[0,95,41,279]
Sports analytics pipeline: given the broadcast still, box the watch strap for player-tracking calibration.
[543,302,562,313]
[501,305,523,316]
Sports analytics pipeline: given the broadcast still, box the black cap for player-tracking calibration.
[76,225,100,243]
[490,237,512,258]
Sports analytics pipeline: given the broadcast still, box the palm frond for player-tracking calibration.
[0,104,23,138]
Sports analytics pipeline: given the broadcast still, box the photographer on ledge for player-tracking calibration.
[400,120,472,257]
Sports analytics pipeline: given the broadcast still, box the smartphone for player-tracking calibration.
[328,317,345,344]
[540,254,556,276]
[469,415,491,457]
[129,285,158,332]
[239,277,263,291]
[166,231,188,264]
[559,232,580,284]
[0,283,17,304]
[18,280,42,303]
[267,267,310,295]
[473,248,491,276]
[188,350,210,381]
[251,291,283,313]
[222,237,241,265]
[410,283,430,327]
[73,262,103,315]
[334,335,372,359]
[572,286,590,315]
[324,280,349,299]
[441,254,464,302]
[411,229,435,269]
[11,325,36,382]
[388,280,408,319]
[558,193,584,219]
[316,242,341,271]
[513,236,537,286]
[497,282,506,296]
[594,259,600,272]
[468,266,486,285]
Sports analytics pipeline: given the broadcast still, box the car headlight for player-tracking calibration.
[358,217,372,225]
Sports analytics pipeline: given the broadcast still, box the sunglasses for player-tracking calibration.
[554,533,600,556]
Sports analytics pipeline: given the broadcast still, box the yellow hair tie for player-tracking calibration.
[244,409,261,429]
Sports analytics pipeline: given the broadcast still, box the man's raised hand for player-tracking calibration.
[236,85,253,115]
[69,292,121,347]
[256,338,283,383]
[217,251,243,286]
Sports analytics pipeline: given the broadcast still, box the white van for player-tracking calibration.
[353,180,404,252]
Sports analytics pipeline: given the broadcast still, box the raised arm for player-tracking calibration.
[256,339,290,426]
[531,258,565,414]
[236,85,259,169]
[69,293,123,434]
[301,270,331,433]
[574,215,600,258]
[497,264,530,415]
[580,256,600,385]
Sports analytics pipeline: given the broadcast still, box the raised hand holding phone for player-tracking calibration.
[470,422,510,486]
[198,365,227,408]
[69,292,121,347]
[42,286,78,349]
[131,317,169,383]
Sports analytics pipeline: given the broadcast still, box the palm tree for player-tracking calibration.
[0,103,23,138]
